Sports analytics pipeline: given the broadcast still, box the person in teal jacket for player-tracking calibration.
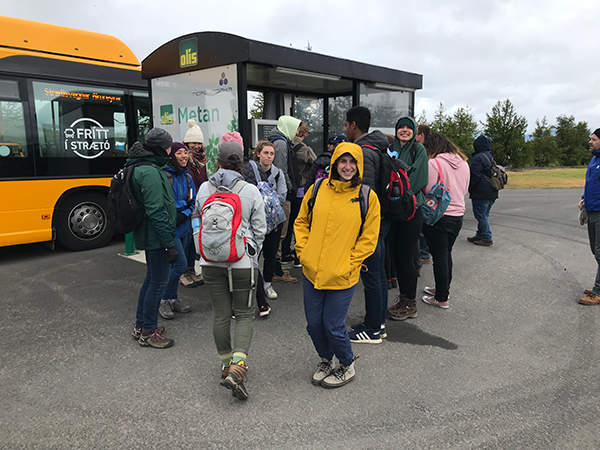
[128,128,178,349]
[387,116,429,322]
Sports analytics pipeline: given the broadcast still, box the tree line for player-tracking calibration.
[417,99,591,168]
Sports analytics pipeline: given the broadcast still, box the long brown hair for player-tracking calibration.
[424,133,468,161]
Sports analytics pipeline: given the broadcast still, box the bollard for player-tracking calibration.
[120,232,139,256]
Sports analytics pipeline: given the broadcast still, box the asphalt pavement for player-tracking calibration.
[2,189,600,449]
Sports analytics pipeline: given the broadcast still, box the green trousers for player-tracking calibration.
[202,266,255,358]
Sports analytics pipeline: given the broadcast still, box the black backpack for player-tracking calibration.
[269,135,300,195]
[107,161,152,233]
[368,144,416,222]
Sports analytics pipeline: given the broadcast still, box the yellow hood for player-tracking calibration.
[329,142,364,181]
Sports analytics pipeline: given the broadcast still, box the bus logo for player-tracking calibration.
[64,118,111,159]
[179,38,198,68]
[160,105,174,125]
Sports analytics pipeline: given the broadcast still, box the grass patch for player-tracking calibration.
[506,168,586,189]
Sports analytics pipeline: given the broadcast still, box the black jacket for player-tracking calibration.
[354,130,389,194]
[304,151,332,191]
[469,136,498,200]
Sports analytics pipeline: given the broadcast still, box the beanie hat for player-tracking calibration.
[594,129,600,140]
[218,141,243,164]
[222,131,243,148]
[169,142,186,156]
[183,119,204,144]
[144,128,173,157]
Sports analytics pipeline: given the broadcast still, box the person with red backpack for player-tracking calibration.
[193,140,266,400]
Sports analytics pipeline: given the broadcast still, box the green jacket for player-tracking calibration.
[393,116,429,208]
[126,143,176,250]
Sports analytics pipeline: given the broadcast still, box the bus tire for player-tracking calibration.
[55,191,115,251]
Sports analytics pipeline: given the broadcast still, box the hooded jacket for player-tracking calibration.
[354,129,389,192]
[469,136,498,200]
[584,149,600,211]
[294,142,381,290]
[193,168,266,269]
[392,116,429,208]
[426,153,470,217]
[267,116,301,193]
[164,166,196,239]
[125,142,176,250]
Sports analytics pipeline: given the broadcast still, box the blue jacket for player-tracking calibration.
[469,136,498,201]
[584,151,600,212]
[164,167,197,239]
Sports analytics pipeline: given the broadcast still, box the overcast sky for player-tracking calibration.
[5,0,600,134]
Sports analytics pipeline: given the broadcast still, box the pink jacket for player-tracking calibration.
[425,153,470,217]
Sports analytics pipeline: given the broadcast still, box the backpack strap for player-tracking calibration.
[249,160,262,185]
[306,177,325,231]
[434,158,444,185]
[358,185,371,237]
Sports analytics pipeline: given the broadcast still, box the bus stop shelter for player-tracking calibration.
[142,32,422,173]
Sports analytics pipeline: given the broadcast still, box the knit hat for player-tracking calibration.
[222,131,244,149]
[183,119,204,144]
[594,129,600,140]
[218,141,243,164]
[169,142,186,156]
[144,128,173,157]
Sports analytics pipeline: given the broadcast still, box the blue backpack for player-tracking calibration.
[250,161,286,233]
[422,158,451,226]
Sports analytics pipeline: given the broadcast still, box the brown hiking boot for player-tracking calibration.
[467,236,482,243]
[473,239,493,246]
[179,270,196,287]
[579,293,600,305]
[389,298,418,321]
[584,289,594,296]
[388,294,407,312]
[272,270,298,284]
[190,271,204,286]
[220,364,230,380]
[138,329,174,348]
[222,362,249,400]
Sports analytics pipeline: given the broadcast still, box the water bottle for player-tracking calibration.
[391,180,400,201]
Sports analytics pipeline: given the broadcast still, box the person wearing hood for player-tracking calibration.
[192,140,266,400]
[295,142,380,389]
[468,135,498,246]
[158,142,196,321]
[420,133,469,309]
[578,129,600,305]
[128,128,178,349]
[344,106,391,343]
[386,116,429,322]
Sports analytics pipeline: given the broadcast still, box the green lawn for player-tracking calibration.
[506,168,586,189]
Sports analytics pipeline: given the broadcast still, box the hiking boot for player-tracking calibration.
[388,294,407,312]
[272,270,298,284]
[467,236,482,243]
[473,239,493,246]
[138,329,174,348]
[321,359,357,389]
[422,295,449,309]
[388,297,418,321]
[220,364,230,381]
[132,324,164,339]
[159,300,174,319]
[179,270,196,287]
[584,289,594,296]
[171,299,191,313]
[222,362,249,400]
[265,285,278,299]
[294,257,302,268]
[348,325,382,344]
[280,254,295,264]
[259,304,271,317]
[579,293,600,305]
[189,270,204,286]
[312,359,335,386]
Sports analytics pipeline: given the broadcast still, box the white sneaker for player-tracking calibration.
[265,285,278,299]
[311,359,335,385]
[321,360,356,388]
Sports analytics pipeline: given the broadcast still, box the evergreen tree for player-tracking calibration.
[527,117,559,167]
[431,102,448,134]
[555,115,590,166]
[443,106,478,159]
[483,99,529,167]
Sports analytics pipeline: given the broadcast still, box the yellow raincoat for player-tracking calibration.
[295,142,380,290]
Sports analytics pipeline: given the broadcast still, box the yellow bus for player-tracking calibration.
[0,16,149,250]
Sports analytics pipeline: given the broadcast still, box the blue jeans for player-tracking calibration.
[587,211,600,296]
[360,219,390,331]
[136,249,170,331]
[303,275,356,367]
[471,199,495,241]
[162,233,193,300]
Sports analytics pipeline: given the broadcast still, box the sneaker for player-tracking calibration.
[312,359,335,385]
[387,279,392,290]
[132,324,164,339]
[467,236,482,243]
[579,293,600,305]
[159,300,174,319]
[321,359,357,389]
[424,286,436,296]
[189,270,204,286]
[388,297,418,321]
[473,239,493,246]
[265,285,278,299]
[422,295,449,309]
[171,299,191,313]
[293,257,302,268]
[259,304,271,317]
[280,254,295,263]
[348,325,382,344]
[272,270,298,284]
[138,329,174,348]
[179,270,196,287]
[222,362,249,400]
[391,278,397,288]
[421,258,431,265]
[380,326,387,339]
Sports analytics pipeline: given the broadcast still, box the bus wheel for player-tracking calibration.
[55,192,115,251]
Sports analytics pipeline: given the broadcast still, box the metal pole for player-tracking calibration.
[120,232,139,256]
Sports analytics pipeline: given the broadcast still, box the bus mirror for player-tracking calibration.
[0,146,10,157]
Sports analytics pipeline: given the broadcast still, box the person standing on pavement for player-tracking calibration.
[420,133,470,309]
[159,142,195,320]
[130,128,178,349]
[295,142,380,388]
[468,135,498,247]
[579,128,600,305]
[304,135,348,191]
[193,140,266,400]
[415,124,432,268]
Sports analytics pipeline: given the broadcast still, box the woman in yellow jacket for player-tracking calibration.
[295,142,380,388]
